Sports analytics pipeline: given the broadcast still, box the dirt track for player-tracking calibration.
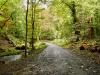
[17,43,100,75]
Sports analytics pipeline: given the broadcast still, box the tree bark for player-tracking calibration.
[62,1,77,28]
[25,0,29,57]
[0,0,8,10]
[31,0,36,51]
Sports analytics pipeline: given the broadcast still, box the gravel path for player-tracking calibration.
[18,43,100,75]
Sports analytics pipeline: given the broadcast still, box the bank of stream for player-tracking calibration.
[0,54,22,64]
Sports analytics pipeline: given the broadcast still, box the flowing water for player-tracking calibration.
[0,54,22,63]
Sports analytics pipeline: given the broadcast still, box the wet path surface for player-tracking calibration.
[18,43,100,75]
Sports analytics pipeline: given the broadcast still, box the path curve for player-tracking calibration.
[19,43,100,75]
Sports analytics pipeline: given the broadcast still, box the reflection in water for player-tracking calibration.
[0,55,22,62]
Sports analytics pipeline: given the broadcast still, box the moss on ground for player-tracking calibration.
[0,42,47,74]
[0,47,21,57]
[51,39,69,47]
[66,39,100,64]
[34,41,47,50]
[7,35,24,46]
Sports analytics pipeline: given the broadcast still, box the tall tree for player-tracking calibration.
[62,0,77,30]
[31,0,36,51]
[25,0,29,57]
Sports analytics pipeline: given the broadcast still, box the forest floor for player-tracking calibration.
[0,36,21,57]
[0,36,13,48]
[0,40,100,75]
[0,36,46,75]
[12,43,100,75]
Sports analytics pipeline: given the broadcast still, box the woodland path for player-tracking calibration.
[17,43,100,75]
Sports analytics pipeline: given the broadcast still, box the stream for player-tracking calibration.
[0,54,22,63]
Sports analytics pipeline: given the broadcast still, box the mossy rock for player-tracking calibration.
[0,47,21,57]
[0,46,7,53]
[15,45,25,50]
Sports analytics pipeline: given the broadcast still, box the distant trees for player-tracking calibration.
[0,0,25,38]
[50,0,100,40]
[0,0,100,49]
[62,0,77,25]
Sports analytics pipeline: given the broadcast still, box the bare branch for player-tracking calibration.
[0,0,8,10]
[0,11,14,29]
[61,0,71,9]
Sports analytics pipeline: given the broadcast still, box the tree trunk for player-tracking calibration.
[25,0,29,57]
[88,27,94,39]
[31,0,36,51]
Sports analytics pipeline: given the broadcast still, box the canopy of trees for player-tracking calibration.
[0,0,100,56]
